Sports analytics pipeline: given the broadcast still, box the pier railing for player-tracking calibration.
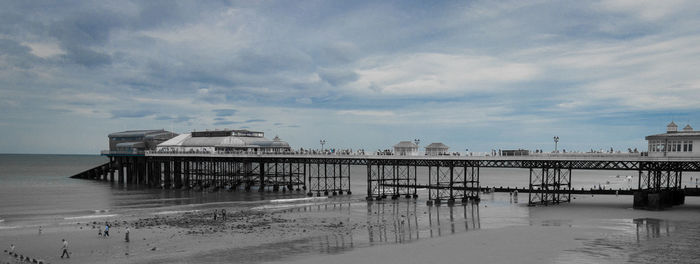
[143,150,698,163]
[101,150,145,156]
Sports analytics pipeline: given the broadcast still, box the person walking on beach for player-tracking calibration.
[125,227,130,242]
[104,223,110,237]
[60,239,70,258]
[213,209,218,220]
[221,209,226,221]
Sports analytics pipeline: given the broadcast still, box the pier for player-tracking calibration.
[71,152,700,210]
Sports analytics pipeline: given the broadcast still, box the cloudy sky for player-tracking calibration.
[2,0,700,154]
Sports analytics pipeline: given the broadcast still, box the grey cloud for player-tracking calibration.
[0,38,31,54]
[318,68,358,86]
[214,121,241,126]
[245,119,265,123]
[213,109,237,117]
[49,12,123,47]
[0,38,39,69]
[62,46,111,67]
[111,109,155,119]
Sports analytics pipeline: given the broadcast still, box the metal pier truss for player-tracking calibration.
[366,160,417,201]
[307,161,351,196]
[77,154,700,208]
[427,162,480,205]
[527,164,572,206]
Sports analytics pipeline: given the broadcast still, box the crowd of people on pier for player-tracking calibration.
[150,146,645,157]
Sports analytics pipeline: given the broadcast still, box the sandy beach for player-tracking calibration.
[4,193,700,264]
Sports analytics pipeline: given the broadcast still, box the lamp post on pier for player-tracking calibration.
[414,139,420,155]
[320,139,326,152]
[553,136,559,153]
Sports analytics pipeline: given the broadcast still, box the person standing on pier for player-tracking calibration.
[125,226,130,242]
[60,239,70,258]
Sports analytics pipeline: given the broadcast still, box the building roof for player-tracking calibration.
[425,142,449,149]
[393,141,418,149]
[157,133,290,148]
[683,124,693,131]
[109,129,168,138]
[668,121,678,127]
[645,131,700,139]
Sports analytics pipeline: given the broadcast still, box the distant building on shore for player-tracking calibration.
[108,129,178,153]
[645,121,698,157]
[425,142,449,155]
[393,141,419,156]
[156,129,290,153]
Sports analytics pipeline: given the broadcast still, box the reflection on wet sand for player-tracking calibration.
[368,200,481,244]
[634,218,672,242]
[171,199,483,264]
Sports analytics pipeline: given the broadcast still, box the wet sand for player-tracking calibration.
[274,195,700,264]
[3,194,700,264]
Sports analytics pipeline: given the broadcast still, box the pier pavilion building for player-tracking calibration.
[155,129,291,153]
[107,129,177,154]
[393,141,419,156]
[646,121,699,157]
[425,142,449,155]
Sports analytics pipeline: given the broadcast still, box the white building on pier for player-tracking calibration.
[425,142,449,155]
[646,121,699,157]
[156,129,290,153]
[393,141,419,156]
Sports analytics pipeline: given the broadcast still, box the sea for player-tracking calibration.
[2,154,700,263]
[0,154,657,227]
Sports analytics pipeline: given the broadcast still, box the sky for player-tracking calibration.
[1,0,700,154]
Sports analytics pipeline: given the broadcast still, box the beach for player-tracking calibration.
[4,193,700,264]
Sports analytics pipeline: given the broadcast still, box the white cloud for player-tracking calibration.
[595,0,694,21]
[23,42,65,58]
[337,110,395,117]
[346,53,540,95]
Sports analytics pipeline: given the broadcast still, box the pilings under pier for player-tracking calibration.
[633,163,686,210]
[148,157,310,193]
[307,162,351,196]
[527,164,572,206]
[73,156,362,196]
[366,163,418,201]
[73,154,700,210]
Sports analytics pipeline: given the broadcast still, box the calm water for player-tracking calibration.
[2,154,700,263]
[0,154,662,226]
[0,154,320,227]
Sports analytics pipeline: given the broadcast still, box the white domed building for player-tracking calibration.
[646,122,699,157]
